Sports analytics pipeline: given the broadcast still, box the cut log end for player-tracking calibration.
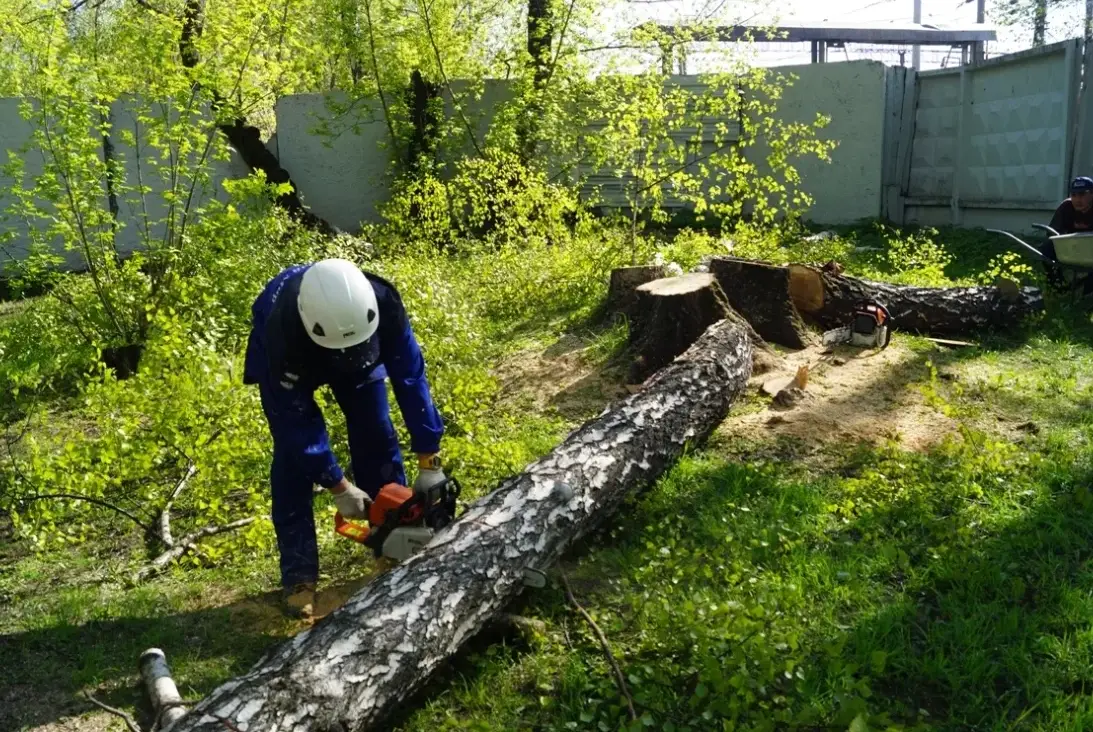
[637,271,715,297]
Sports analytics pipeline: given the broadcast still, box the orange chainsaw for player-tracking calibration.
[334,476,461,562]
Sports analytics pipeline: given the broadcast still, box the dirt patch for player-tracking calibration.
[494,331,956,452]
[722,339,957,451]
[492,334,628,421]
[25,712,116,732]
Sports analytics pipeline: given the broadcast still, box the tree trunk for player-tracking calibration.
[167,319,753,732]
[519,0,553,163]
[407,70,440,174]
[160,0,339,236]
[627,273,729,382]
[786,263,1045,336]
[709,257,817,349]
[1033,0,1048,46]
[607,264,666,316]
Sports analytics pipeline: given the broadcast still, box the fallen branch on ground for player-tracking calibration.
[134,518,256,582]
[560,570,638,721]
[159,462,198,549]
[84,691,142,732]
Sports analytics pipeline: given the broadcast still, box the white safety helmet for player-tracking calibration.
[297,259,379,349]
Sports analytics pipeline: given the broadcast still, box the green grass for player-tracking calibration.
[6,222,1093,731]
[397,364,1093,731]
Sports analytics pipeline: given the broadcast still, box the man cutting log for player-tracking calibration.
[243,258,446,619]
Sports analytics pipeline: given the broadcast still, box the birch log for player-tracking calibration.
[167,318,753,732]
[140,648,187,729]
[785,263,1044,335]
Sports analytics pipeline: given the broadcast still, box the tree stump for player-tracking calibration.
[627,272,729,383]
[786,264,1045,336]
[166,319,754,732]
[607,265,666,316]
[708,257,816,349]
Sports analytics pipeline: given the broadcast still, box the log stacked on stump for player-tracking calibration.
[166,319,754,732]
[708,257,816,349]
[785,264,1045,336]
[627,272,729,382]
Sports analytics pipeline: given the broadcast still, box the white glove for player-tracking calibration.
[413,468,446,493]
[332,482,371,519]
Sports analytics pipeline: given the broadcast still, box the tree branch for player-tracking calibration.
[418,0,484,157]
[560,571,638,722]
[361,0,400,153]
[159,462,198,549]
[84,691,143,732]
[134,517,256,582]
[23,493,152,534]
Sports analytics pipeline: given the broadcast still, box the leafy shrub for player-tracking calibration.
[374,152,583,252]
[5,321,274,562]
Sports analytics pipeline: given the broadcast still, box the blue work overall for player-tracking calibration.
[244,264,444,589]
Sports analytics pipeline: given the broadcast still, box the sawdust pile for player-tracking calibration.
[493,333,957,452]
[727,341,957,451]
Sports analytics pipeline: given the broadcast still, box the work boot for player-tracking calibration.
[283,582,316,620]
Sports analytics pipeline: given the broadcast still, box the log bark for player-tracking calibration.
[167,319,753,732]
[709,257,816,349]
[786,264,1045,336]
[627,273,729,382]
[607,265,666,316]
[140,648,188,729]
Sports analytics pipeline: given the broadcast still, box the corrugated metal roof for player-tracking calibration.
[654,23,997,45]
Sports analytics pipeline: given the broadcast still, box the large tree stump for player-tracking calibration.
[627,272,729,383]
[607,265,666,316]
[709,257,816,349]
[786,264,1045,335]
[167,319,753,732]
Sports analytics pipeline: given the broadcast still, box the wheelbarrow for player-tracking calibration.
[987,224,1093,294]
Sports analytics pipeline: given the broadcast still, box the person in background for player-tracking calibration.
[243,258,445,619]
[1040,177,1093,287]
[1049,176,1093,235]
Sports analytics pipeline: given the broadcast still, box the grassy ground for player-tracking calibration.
[5,224,1093,731]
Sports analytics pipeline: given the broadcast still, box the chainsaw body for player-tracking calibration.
[334,477,461,562]
[823,302,892,349]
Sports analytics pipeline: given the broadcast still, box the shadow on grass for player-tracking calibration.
[0,570,387,731]
[836,456,1093,729]
[0,585,300,730]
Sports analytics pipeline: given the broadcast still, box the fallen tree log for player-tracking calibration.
[708,257,816,349]
[628,272,728,382]
[785,262,1044,336]
[167,319,753,732]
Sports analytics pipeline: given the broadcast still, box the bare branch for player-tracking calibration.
[560,571,638,722]
[134,517,256,582]
[23,493,152,533]
[84,691,143,732]
[159,462,198,549]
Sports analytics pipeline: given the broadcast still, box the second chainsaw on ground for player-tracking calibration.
[822,301,893,349]
[334,476,461,562]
